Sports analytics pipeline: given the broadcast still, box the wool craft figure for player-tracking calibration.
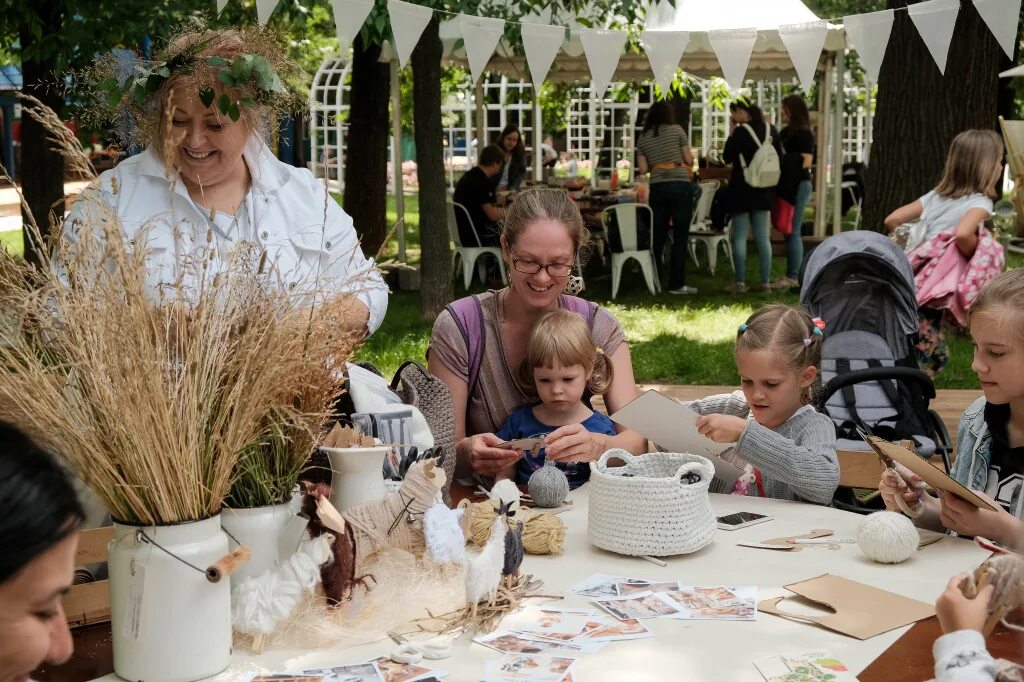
[528,460,570,508]
[960,551,1024,636]
[464,515,507,605]
[231,534,334,651]
[423,503,466,565]
[856,511,920,564]
[304,459,446,603]
[489,478,521,517]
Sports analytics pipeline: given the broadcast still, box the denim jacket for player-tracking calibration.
[950,397,993,492]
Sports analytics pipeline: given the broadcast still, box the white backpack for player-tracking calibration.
[739,123,781,188]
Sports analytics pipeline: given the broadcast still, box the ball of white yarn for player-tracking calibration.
[857,511,919,564]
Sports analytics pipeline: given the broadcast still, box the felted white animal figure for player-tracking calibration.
[423,503,466,565]
[464,516,506,604]
[489,479,521,517]
[232,534,334,646]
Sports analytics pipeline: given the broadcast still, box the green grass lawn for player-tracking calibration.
[357,243,1024,392]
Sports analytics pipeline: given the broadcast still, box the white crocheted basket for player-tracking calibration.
[588,449,716,557]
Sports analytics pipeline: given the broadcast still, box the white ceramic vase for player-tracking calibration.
[321,445,389,511]
[220,502,295,586]
[108,515,231,682]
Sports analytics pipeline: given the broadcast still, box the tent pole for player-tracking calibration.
[534,85,543,182]
[831,50,845,235]
[474,79,485,153]
[814,58,831,238]
[864,78,873,165]
[390,58,406,263]
[590,88,598,189]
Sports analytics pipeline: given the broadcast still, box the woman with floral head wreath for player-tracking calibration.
[64,25,387,334]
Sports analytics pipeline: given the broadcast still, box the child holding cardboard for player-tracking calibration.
[879,270,1024,549]
[689,304,838,504]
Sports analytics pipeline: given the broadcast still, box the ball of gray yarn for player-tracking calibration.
[528,460,569,508]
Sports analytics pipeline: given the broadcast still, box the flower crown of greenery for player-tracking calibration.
[98,39,284,122]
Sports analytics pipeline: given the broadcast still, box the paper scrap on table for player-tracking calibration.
[593,591,685,620]
[615,579,681,596]
[483,654,576,682]
[476,629,605,655]
[568,573,630,598]
[609,389,745,487]
[371,656,445,682]
[753,650,857,681]
[501,607,593,635]
[240,671,327,675]
[662,586,757,621]
[300,662,382,682]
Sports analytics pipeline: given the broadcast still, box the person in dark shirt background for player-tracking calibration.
[453,144,506,247]
[774,94,815,289]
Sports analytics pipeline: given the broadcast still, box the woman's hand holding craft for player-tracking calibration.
[878,464,927,513]
[936,574,994,634]
[544,423,604,463]
[466,433,523,476]
[938,490,1023,547]
[695,414,747,443]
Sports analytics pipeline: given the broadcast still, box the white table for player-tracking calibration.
[97,490,989,681]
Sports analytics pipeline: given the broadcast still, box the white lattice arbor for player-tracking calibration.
[309,56,351,191]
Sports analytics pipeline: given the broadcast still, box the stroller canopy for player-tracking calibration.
[801,231,918,360]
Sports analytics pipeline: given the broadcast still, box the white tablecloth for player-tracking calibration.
[97,489,988,681]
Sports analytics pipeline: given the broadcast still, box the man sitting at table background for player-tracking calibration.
[454,144,506,247]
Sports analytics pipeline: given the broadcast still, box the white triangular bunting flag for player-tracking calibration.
[778,21,827,89]
[644,0,676,30]
[522,23,566,89]
[387,0,434,68]
[332,0,375,53]
[256,0,279,25]
[974,0,1023,59]
[708,27,757,91]
[459,14,506,84]
[843,9,894,82]
[908,0,960,74]
[217,0,229,14]
[579,28,628,98]
[641,30,689,94]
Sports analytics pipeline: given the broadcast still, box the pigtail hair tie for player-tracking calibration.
[738,323,749,334]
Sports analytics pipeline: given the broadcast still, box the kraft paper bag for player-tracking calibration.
[758,574,935,640]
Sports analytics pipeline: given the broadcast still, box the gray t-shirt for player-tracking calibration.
[919,190,993,242]
[637,124,691,183]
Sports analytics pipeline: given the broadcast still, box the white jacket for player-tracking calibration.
[63,139,388,333]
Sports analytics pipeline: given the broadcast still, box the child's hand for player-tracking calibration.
[545,423,604,463]
[695,414,747,443]
[938,490,1024,546]
[936,574,994,634]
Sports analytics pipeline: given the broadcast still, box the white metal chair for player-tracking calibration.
[601,203,660,299]
[446,200,507,289]
[687,181,734,276]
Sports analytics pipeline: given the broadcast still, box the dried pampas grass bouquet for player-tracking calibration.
[0,97,366,525]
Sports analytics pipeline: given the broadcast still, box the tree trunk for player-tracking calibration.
[412,16,452,321]
[19,7,65,267]
[343,34,391,257]
[862,0,1003,231]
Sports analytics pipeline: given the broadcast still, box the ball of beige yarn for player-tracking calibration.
[857,511,919,564]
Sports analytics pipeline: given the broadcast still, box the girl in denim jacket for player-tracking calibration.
[879,268,1024,546]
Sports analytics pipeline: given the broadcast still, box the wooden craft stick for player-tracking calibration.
[640,555,667,567]
[205,546,251,583]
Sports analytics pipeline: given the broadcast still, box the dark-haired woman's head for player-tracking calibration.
[747,105,765,124]
[781,94,810,131]
[642,100,676,134]
[0,423,83,680]
[496,124,526,161]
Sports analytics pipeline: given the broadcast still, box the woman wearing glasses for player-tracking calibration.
[429,189,645,478]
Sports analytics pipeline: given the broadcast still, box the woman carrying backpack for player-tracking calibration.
[723,105,783,294]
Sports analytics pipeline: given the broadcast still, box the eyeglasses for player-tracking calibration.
[511,255,574,278]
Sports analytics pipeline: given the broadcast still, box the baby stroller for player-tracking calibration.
[800,231,952,509]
